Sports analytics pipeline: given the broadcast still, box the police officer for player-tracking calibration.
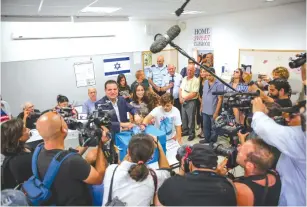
[148,56,168,96]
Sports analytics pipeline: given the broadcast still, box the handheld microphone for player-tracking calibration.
[175,0,191,17]
[150,25,181,54]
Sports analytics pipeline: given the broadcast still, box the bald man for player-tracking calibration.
[17,102,40,129]
[35,112,107,205]
[148,55,168,96]
[82,87,97,115]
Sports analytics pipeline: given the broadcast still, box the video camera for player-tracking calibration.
[56,107,80,130]
[211,143,238,169]
[221,91,260,111]
[289,53,306,69]
[77,102,118,164]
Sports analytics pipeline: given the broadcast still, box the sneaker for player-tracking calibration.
[188,135,195,141]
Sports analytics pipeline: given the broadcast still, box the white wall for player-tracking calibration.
[1,20,176,62]
[177,2,306,76]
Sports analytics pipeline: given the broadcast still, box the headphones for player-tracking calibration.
[176,145,192,173]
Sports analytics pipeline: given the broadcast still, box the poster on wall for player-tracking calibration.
[142,51,153,78]
[103,56,131,76]
[193,28,212,48]
[74,62,96,88]
[197,49,214,68]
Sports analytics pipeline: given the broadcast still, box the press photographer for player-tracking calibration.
[233,138,281,206]
[156,144,237,206]
[17,102,41,129]
[21,112,108,206]
[251,97,306,206]
[95,80,141,133]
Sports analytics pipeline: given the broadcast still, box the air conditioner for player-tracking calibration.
[11,32,116,40]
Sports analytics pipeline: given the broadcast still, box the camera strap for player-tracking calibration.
[107,165,119,203]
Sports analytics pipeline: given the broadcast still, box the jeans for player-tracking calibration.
[202,113,217,142]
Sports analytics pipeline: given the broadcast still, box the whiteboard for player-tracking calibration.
[239,49,305,94]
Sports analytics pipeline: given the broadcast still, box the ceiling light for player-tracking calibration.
[80,7,122,13]
[265,0,275,2]
[171,10,203,15]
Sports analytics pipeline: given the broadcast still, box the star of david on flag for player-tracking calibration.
[103,56,131,76]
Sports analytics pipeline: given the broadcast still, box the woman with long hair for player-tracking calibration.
[197,68,207,138]
[1,119,32,190]
[227,68,248,123]
[130,84,149,123]
[102,133,170,206]
[117,74,131,102]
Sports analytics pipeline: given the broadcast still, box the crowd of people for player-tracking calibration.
[0,55,306,206]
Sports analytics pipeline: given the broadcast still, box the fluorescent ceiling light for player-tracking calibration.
[171,10,204,15]
[80,7,122,13]
[265,0,275,2]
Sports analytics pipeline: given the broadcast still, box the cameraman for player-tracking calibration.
[251,97,306,206]
[17,102,40,129]
[156,144,237,206]
[233,138,281,206]
[250,78,292,107]
[95,80,141,133]
[34,112,108,205]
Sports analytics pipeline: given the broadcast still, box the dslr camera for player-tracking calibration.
[289,53,306,69]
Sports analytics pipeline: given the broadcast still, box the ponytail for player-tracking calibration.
[127,134,155,182]
[128,162,149,182]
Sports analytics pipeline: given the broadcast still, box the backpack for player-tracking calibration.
[21,143,77,206]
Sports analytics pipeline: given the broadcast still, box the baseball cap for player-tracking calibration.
[1,189,28,206]
[189,144,218,169]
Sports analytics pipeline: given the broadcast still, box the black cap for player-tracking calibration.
[279,100,306,113]
[189,144,218,169]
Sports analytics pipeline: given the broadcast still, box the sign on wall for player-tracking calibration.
[103,56,131,76]
[74,62,96,87]
[193,27,212,48]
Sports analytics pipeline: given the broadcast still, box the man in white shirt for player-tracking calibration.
[251,97,306,206]
[142,93,182,145]
[161,64,182,113]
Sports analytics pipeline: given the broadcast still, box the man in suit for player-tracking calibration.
[95,80,141,133]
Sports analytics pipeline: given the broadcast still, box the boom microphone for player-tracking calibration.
[175,0,191,16]
[150,25,181,54]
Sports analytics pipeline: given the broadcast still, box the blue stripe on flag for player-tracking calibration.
[103,57,130,63]
[105,69,130,76]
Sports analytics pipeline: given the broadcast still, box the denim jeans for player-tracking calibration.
[202,113,217,142]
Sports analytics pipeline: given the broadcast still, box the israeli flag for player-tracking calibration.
[103,57,131,76]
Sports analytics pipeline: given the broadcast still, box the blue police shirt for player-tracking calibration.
[148,65,168,87]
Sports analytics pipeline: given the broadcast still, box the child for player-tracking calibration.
[141,93,182,145]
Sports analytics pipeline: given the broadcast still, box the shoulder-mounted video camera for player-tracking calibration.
[77,102,118,164]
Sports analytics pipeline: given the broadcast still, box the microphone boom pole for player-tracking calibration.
[169,41,237,91]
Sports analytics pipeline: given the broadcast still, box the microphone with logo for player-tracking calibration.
[150,25,181,54]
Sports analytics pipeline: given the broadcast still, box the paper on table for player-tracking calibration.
[133,52,141,64]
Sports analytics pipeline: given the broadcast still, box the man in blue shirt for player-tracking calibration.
[200,68,224,144]
[148,56,168,96]
[82,87,97,115]
[252,97,306,206]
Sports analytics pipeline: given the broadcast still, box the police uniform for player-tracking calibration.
[148,64,168,96]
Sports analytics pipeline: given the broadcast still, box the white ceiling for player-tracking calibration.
[1,0,305,20]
